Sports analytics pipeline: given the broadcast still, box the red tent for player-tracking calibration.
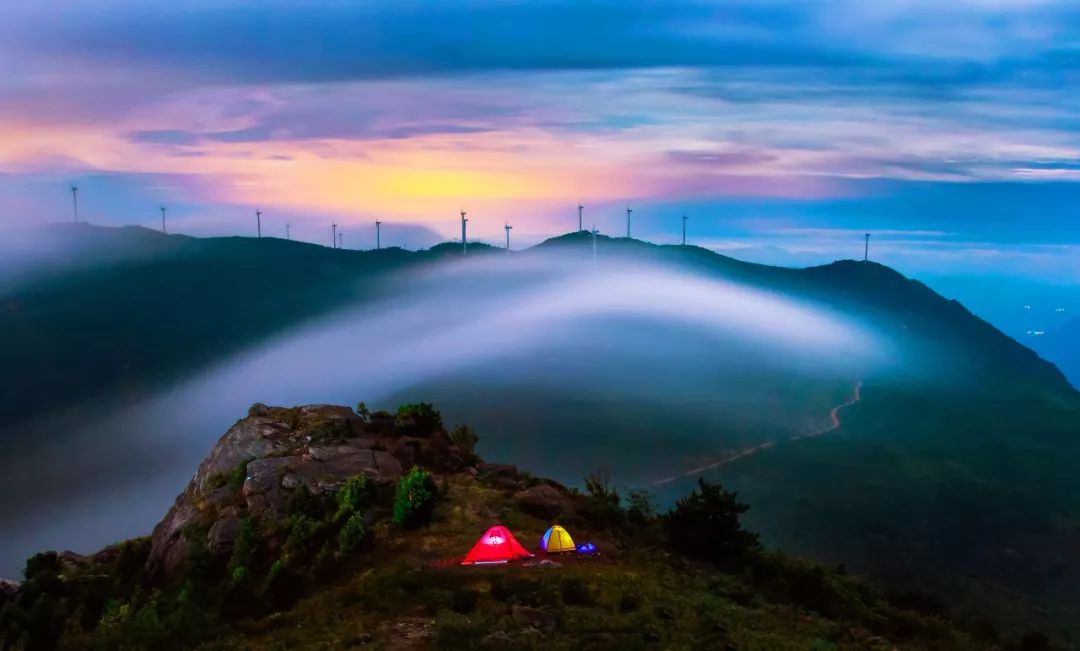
[461,525,534,565]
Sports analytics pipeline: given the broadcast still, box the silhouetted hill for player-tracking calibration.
[1036,317,1080,387]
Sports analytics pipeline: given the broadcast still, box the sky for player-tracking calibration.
[1,0,1079,283]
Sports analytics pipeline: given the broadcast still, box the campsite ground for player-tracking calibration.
[221,477,978,651]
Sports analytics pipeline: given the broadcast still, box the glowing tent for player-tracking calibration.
[540,524,576,554]
[461,525,534,565]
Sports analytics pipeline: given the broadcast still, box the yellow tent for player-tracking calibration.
[540,524,576,553]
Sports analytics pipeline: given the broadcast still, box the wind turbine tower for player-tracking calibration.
[864,233,870,262]
[375,220,382,250]
[286,224,291,241]
[71,185,79,223]
[578,204,584,232]
[332,222,337,248]
[460,210,468,255]
[504,223,513,251]
[256,210,262,238]
[159,205,167,234]
[591,225,599,261]
[682,213,688,246]
[625,206,632,238]
[338,231,344,249]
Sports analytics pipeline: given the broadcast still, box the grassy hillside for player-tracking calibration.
[0,401,1017,650]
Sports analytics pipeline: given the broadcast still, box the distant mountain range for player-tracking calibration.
[0,224,1071,435]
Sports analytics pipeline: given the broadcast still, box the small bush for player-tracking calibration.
[626,489,657,526]
[338,513,367,553]
[287,483,328,520]
[394,403,443,436]
[392,467,439,529]
[336,473,377,519]
[448,424,479,457]
[451,588,479,614]
[262,560,304,610]
[284,515,325,556]
[229,518,262,573]
[355,401,372,423]
[664,478,759,566]
[307,419,352,442]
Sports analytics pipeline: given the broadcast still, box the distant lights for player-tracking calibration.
[1025,330,1045,336]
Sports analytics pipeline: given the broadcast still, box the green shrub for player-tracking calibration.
[307,419,352,442]
[284,515,324,556]
[336,473,377,519]
[394,403,443,436]
[338,513,367,553]
[287,483,328,520]
[664,478,759,566]
[448,424,479,457]
[262,560,304,610]
[229,518,262,574]
[355,401,372,423]
[392,467,439,529]
[626,489,657,526]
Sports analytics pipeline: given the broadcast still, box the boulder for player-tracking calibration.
[515,484,574,519]
[477,463,522,489]
[146,402,462,582]
[206,509,242,555]
[0,579,20,604]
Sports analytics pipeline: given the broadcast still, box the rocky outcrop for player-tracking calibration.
[147,403,467,581]
[515,483,574,520]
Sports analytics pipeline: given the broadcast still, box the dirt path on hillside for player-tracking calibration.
[651,379,864,486]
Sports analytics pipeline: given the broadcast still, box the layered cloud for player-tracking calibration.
[0,1,1077,276]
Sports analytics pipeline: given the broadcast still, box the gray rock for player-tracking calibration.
[515,484,573,519]
[145,402,441,582]
[207,509,241,555]
[0,579,21,603]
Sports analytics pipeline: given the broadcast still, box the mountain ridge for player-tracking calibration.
[0,222,1071,437]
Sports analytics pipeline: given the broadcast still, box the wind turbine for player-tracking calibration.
[332,222,337,248]
[681,213,687,246]
[591,225,598,261]
[338,231,344,249]
[504,223,513,252]
[864,233,871,262]
[625,206,632,238]
[160,205,167,234]
[255,210,262,238]
[71,185,79,223]
[578,204,584,232]
[286,224,291,240]
[375,220,382,250]
[460,210,468,255]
